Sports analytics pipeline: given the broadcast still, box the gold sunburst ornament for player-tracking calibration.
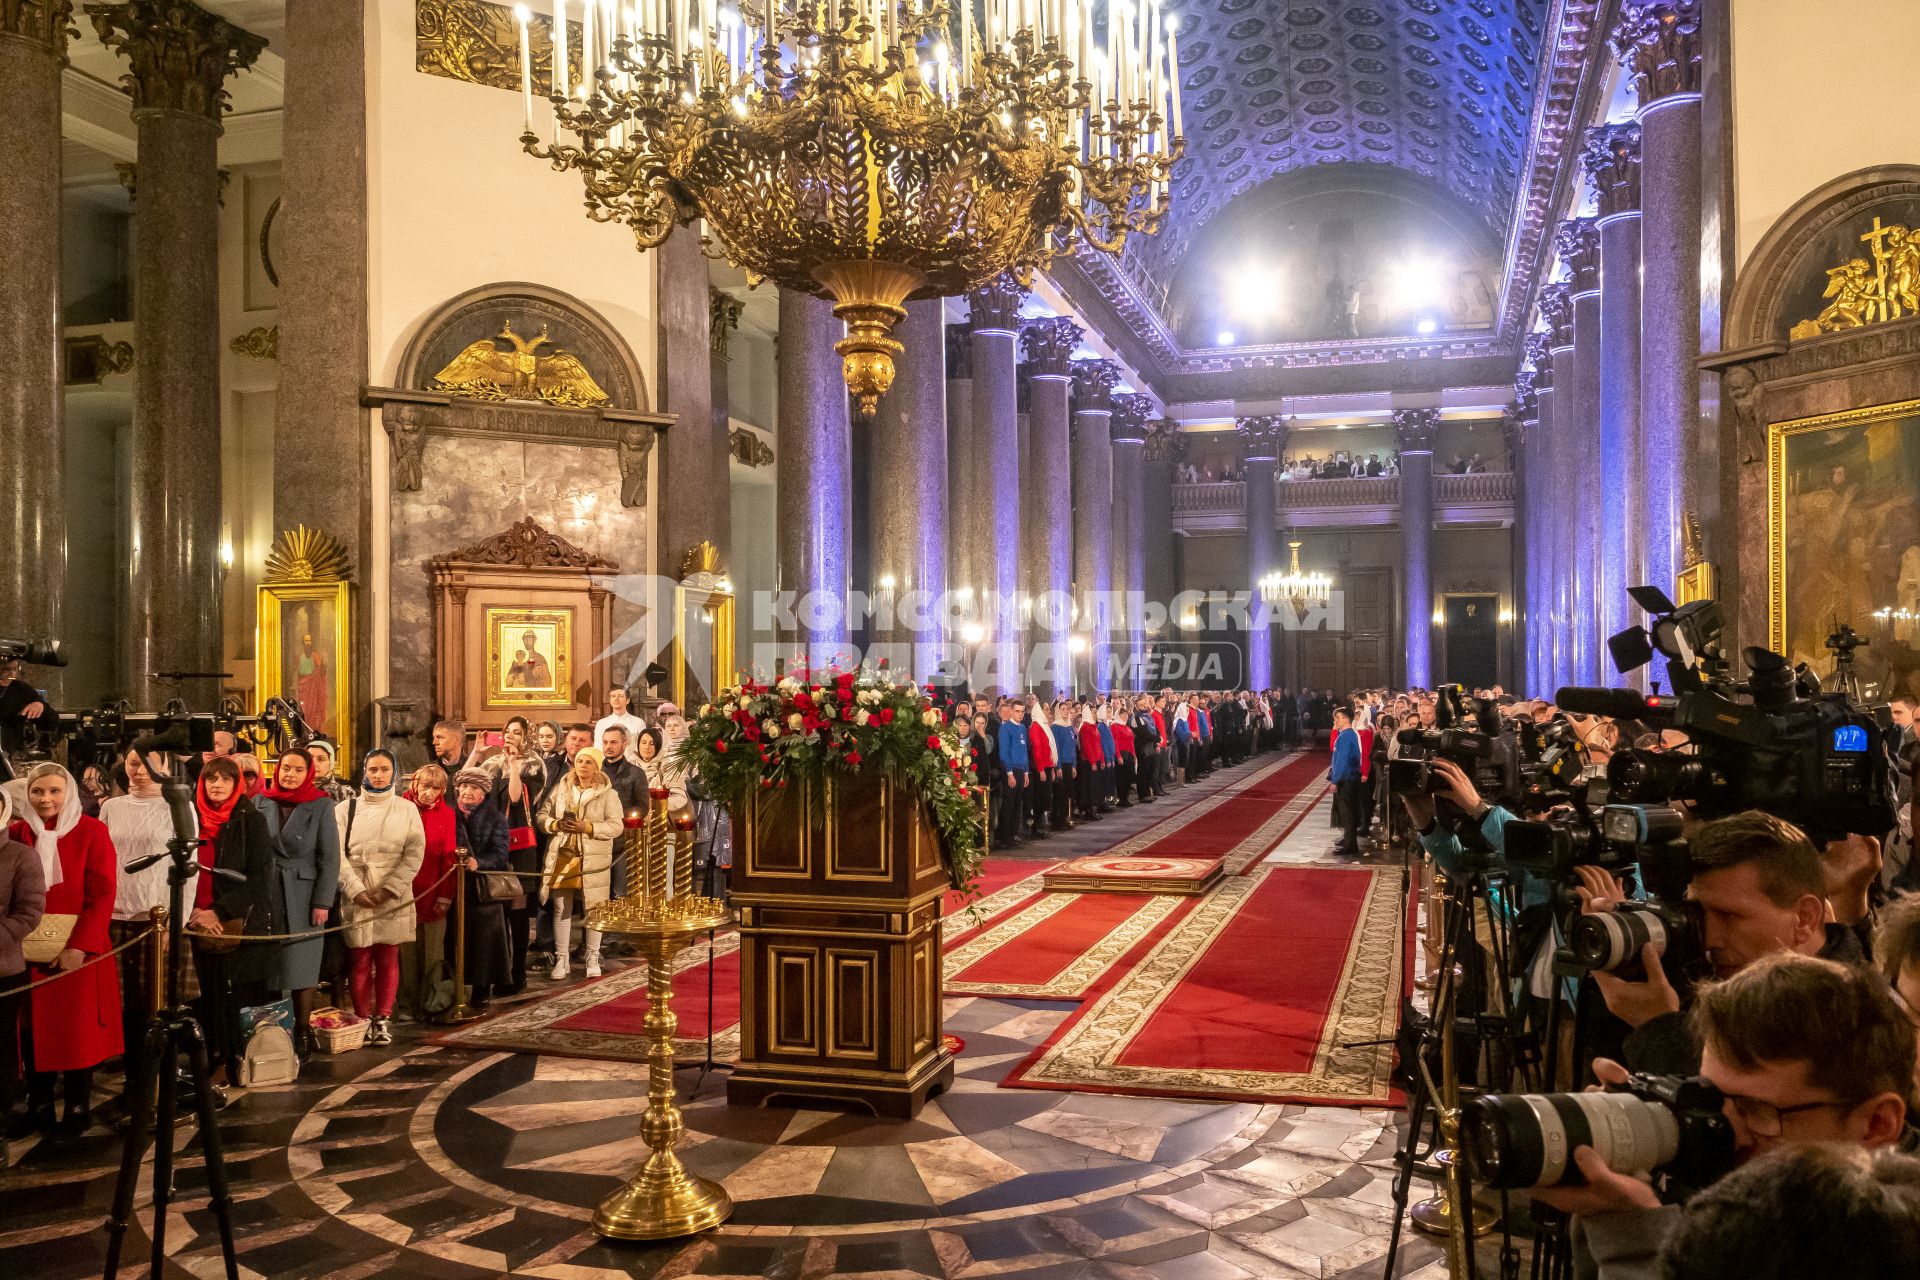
[510,0,1184,415]
[263,526,352,584]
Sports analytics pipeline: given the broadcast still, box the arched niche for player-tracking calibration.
[393,281,651,411]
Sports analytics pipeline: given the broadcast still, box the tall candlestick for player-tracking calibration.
[516,6,534,131]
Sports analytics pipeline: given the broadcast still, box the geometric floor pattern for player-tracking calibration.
[0,752,1463,1280]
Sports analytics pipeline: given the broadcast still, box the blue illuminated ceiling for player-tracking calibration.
[1125,0,1550,293]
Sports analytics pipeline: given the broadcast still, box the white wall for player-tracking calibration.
[1731,0,1920,268]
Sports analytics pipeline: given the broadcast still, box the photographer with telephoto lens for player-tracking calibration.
[1466,952,1917,1280]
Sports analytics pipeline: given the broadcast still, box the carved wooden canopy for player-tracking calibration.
[428,517,618,574]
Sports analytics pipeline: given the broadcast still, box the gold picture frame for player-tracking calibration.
[1768,397,1920,697]
[486,607,574,706]
[257,581,354,761]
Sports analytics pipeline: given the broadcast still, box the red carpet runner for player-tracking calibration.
[945,891,1192,999]
[1003,864,1408,1106]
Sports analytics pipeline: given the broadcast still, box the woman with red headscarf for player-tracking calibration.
[11,762,120,1136]
[259,748,338,1054]
[185,757,285,1086]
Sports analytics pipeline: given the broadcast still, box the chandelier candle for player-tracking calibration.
[515,0,1182,414]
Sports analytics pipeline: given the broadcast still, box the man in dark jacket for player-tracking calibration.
[1129,696,1160,804]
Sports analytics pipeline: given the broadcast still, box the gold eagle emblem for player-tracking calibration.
[429,320,609,408]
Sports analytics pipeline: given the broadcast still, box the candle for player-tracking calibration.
[554,0,570,97]
[516,6,534,131]
[581,0,595,90]
[1165,14,1181,137]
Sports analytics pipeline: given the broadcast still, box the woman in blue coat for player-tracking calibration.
[259,747,339,1053]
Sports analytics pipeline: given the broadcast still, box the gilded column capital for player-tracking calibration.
[87,0,266,120]
[1555,217,1600,295]
[966,274,1026,335]
[1069,359,1121,413]
[1612,0,1701,107]
[1143,419,1187,464]
[944,322,972,379]
[1582,122,1643,219]
[1234,413,1289,461]
[1537,284,1575,350]
[1019,316,1083,378]
[1392,408,1441,454]
[2,0,75,52]
[708,287,744,359]
[1110,394,1154,444]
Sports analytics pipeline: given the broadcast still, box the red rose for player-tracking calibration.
[776,778,787,789]
[926,734,941,749]
[878,708,894,724]
[715,740,728,753]
[845,751,862,765]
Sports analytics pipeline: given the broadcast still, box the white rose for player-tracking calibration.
[855,709,871,726]
[766,725,781,740]
[699,704,712,717]
[789,713,804,730]
[922,710,939,726]
[738,696,752,710]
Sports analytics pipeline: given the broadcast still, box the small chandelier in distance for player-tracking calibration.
[1259,540,1333,609]
[511,0,1185,415]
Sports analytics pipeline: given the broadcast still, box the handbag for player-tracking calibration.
[22,913,78,966]
[476,869,524,904]
[191,913,249,954]
[549,828,585,893]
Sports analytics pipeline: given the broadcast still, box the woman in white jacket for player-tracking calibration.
[537,746,622,980]
[335,749,424,1045]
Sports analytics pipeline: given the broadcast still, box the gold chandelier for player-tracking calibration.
[1259,540,1333,609]
[512,0,1184,414]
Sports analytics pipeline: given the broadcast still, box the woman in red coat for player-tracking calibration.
[11,762,121,1136]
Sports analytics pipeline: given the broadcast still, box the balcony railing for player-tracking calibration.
[1171,471,1514,531]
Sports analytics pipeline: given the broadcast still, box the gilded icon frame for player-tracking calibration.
[1768,397,1920,690]
[256,581,354,762]
[486,607,574,707]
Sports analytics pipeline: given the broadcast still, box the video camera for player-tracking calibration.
[1559,586,1894,843]
[0,636,65,667]
[1463,1071,1735,1197]
[1389,683,1518,803]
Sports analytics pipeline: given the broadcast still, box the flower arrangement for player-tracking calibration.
[674,668,985,893]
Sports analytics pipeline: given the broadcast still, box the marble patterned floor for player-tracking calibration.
[0,750,1474,1280]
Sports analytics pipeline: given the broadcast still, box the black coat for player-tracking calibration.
[449,801,513,987]
[211,799,291,989]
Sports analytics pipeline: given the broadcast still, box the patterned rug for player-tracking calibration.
[1042,854,1224,895]
[944,890,1194,999]
[1002,865,1410,1107]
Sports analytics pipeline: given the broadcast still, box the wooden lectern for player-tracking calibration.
[727,772,954,1118]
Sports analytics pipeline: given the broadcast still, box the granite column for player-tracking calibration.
[1236,414,1287,693]
[1616,1,1703,601]
[1586,124,1644,660]
[967,278,1025,694]
[1020,318,1080,697]
[1540,285,1577,692]
[93,1,264,709]
[944,324,976,606]
[1394,410,1439,689]
[0,2,70,696]
[1141,422,1182,625]
[870,299,948,683]
[1071,361,1120,693]
[657,228,725,578]
[1111,395,1153,691]
[776,291,853,665]
[1561,219,1604,688]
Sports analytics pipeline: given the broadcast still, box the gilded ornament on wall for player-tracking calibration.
[430,320,610,407]
[230,324,278,360]
[1792,216,1920,340]
[416,0,572,95]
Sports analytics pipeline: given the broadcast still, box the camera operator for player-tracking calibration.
[1579,811,1874,1076]
[1532,951,1916,1280]
[0,659,48,757]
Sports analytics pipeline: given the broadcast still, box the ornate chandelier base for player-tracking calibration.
[814,260,928,417]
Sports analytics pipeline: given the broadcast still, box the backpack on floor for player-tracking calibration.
[238,998,300,1086]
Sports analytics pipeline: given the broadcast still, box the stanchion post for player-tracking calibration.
[441,859,481,1024]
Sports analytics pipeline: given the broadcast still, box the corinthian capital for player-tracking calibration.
[88,0,266,119]
[1234,413,1289,461]
[1144,419,1187,464]
[1111,394,1154,444]
[1019,316,1083,378]
[966,274,1027,334]
[1537,284,1575,351]
[1613,1,1701,106]
[3,0,75,50]
[1555,217,1600,295]
[1070,359,1121,413]
[1582,122,1643,219]
[1392,409,1441,454]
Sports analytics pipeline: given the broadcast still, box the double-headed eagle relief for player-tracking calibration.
[429,320,609,407]
[1793,216,1920,339]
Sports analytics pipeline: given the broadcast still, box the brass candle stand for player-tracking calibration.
[584,787,733,1241]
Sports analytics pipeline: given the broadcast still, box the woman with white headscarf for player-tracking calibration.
[7,762,121,1136]
[0,787,46,1139]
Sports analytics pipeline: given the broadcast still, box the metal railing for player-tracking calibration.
[1169,471,1514,522]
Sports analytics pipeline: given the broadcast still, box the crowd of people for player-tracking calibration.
[1316,680,1920,1277]
[0,686,726,1149]
[1173,451,1501,485]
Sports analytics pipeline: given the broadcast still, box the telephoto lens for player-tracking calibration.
[1462,1076,1733,1192]
[1567,900,1693,977]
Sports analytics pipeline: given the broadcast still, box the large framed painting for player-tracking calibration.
[1769,399,1920,699]
[485,607,573,706]
[257,581,354,756]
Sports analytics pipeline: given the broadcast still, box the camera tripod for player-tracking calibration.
[104,750,245,1280]
[1377,857,1526,1280]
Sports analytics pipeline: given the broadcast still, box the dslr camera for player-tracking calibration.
[1390,684,1516,802]
[1462,1071,1735,1196]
